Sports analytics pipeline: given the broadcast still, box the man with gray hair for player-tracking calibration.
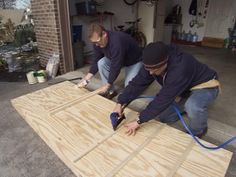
[77,23,142,99]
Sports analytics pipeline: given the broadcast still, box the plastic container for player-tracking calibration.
[177,31,182,40]
[224,38,230,48]
[5,53,14,72]
[37,76,46,83]
[186,31,192,42]
[36,70,47,83]
[26,71,37,84]
[192,32,198,43]
[181,30,186,40]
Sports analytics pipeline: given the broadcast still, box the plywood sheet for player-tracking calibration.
[11,81,232,177]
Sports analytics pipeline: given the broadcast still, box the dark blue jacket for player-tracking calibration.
[118,45,217,123]
[89,31,142,84]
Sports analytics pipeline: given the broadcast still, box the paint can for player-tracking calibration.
[36,70,47,83]
[26,71,37,84]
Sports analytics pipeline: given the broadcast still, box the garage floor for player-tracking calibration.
[0,45,235,177]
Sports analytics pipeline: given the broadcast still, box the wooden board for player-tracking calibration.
[202,37,224,48]
[11,81,232,177]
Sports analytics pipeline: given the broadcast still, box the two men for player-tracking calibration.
[78,23,219,137]
[78,23,142,98]
[114,42,220,137]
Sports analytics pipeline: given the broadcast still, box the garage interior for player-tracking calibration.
[1,0,236,176]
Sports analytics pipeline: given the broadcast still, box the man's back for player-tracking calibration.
[94,31,142,66]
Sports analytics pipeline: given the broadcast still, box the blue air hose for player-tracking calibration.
[137,96,236,150]
[173,105,236,150]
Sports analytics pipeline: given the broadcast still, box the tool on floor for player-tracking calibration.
[110,112,126,131]
[110,97,154,131]
[48,77,82,85]
[110,102,131,130]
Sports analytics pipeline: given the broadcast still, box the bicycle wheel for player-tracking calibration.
[123,0,138,6]
[134,31,147,48]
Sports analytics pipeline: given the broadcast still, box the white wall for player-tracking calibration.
[69,0,137,52]
[138,0,172,44]
[172,0,236,41]
[172,0,207,41]
[138,2,155,44]
[101,0,137,29]
[204,0,236,39]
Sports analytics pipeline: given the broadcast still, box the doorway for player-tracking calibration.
[58,0,74,73]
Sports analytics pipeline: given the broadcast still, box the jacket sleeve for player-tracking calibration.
[118,66,154,104]
[107,42,125,84]
[89,45,104,75]
[138,70,192,123]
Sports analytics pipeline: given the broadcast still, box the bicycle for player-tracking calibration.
[115,18,147,48]
[123,0,158,6]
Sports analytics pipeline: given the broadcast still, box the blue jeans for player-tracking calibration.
[158,88,219,135]
[97,57,142,87]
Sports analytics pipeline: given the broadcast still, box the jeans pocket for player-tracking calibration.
[206,87,219,101]
[213,87,219,99]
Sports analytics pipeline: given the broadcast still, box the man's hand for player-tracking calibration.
[125,121,140,136]
[77,73,93,88]
[77,79,89,88]
[113,103,123,117]
[99,84,112,94]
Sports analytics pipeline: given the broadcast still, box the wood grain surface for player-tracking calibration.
[11,81,232,177]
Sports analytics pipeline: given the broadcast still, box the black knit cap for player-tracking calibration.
[143,42,169,66]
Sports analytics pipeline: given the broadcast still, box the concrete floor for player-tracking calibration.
[0,45,236,176]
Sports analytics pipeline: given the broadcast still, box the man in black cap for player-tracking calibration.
[113,42,220,137]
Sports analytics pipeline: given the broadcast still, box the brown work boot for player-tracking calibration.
[186,127,208,139]
[195,127,208,138]
[100,90,118,100]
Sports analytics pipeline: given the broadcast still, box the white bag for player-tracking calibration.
[46,53,60,78]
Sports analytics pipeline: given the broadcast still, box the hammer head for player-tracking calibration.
[110,112,126,131]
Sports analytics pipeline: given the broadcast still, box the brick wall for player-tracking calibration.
[31,0,65,74]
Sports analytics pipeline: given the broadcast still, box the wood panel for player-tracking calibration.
[11,81,233,177]
[17,81,89,111]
